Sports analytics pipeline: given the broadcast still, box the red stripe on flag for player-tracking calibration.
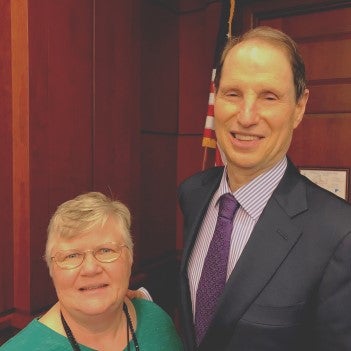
[207,104,214,116]
[203,128,215,139]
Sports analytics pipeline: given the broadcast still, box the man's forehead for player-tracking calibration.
[222,39,292,75]
[228,38,288,60]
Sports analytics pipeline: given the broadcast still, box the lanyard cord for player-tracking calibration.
[60,302,139,351]
[123,302,140,350]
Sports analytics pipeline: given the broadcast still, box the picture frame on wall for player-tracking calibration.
[299,167,349,201]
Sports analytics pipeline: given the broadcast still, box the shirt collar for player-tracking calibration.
[214,157,287,219]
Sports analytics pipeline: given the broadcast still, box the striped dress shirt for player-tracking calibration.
[188,157,288,318]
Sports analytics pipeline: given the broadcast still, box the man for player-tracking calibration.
[178,26,351,351]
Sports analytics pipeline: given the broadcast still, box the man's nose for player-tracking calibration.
[237,97,259,126]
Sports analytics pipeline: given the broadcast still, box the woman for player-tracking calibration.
[1,192,183,350]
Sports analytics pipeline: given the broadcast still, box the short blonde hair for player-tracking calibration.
[45,192,133,267]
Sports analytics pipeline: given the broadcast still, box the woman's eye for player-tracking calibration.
[97,248,113,255]
[65,252,80,260]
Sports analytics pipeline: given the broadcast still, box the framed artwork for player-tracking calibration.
[299,167,349,201]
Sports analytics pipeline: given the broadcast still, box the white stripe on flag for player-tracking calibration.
[208,92,214,105]
[205,116,215,129]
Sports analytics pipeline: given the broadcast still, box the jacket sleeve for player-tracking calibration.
[315,230,351,351]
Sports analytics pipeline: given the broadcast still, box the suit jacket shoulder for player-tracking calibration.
[178,166,224,213]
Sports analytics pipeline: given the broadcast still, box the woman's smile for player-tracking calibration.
[78,283,109,292]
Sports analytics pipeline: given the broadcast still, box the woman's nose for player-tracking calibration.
[80,251,102,274]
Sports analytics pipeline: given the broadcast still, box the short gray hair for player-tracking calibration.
[45,192,133,267]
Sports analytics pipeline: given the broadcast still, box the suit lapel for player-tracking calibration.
[199,161,308,351]
[179,167,223,349]
[180,168,223,274]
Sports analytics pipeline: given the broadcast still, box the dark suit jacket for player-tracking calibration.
[178,160,351,351]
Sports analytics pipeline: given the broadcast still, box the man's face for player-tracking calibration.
[214,39,308,183]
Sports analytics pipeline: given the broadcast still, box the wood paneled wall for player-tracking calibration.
[140,0,221,259]
[0,0,143,331]
[0,0,221,337]
[0,0,14,327]
[138,0,221,310]
[2,0,350,341]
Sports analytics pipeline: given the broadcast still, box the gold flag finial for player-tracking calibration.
[228,0,235,38]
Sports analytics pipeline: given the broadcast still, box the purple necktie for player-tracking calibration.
[194,193,239,345]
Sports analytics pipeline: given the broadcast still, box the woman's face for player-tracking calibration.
[50,216,132,319]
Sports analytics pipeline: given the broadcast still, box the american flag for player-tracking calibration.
[201,0,235,169]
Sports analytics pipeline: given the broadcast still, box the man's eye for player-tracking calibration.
[262,93,277,101]
[226,91,239,97]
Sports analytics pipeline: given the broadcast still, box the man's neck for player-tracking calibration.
[226,159,285,192]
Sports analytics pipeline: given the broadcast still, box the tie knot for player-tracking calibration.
[218,193,239,220]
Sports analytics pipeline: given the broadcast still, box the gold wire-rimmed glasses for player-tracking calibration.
[50,242,127,270]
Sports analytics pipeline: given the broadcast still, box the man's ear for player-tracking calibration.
[293,88,309,129]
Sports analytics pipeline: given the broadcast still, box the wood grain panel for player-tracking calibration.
[94,0,141,211]
[140,134,177,263]
[307,84,351,114]
[300,38,351,81]
[289,113,351,168]
[177,135,204,184]
[141,1,178,133]
[178,1,221,134]
[176,135,204,250]
[28,0,94,312]
[275,6,351,39]
[11,0,31,318]
[0,0,14,315]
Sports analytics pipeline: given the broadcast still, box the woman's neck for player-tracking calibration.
[62,302,127,350]
[61,303,123,333]
[41,299,136,351]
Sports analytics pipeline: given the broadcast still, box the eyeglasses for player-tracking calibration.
[51,242,127,270]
